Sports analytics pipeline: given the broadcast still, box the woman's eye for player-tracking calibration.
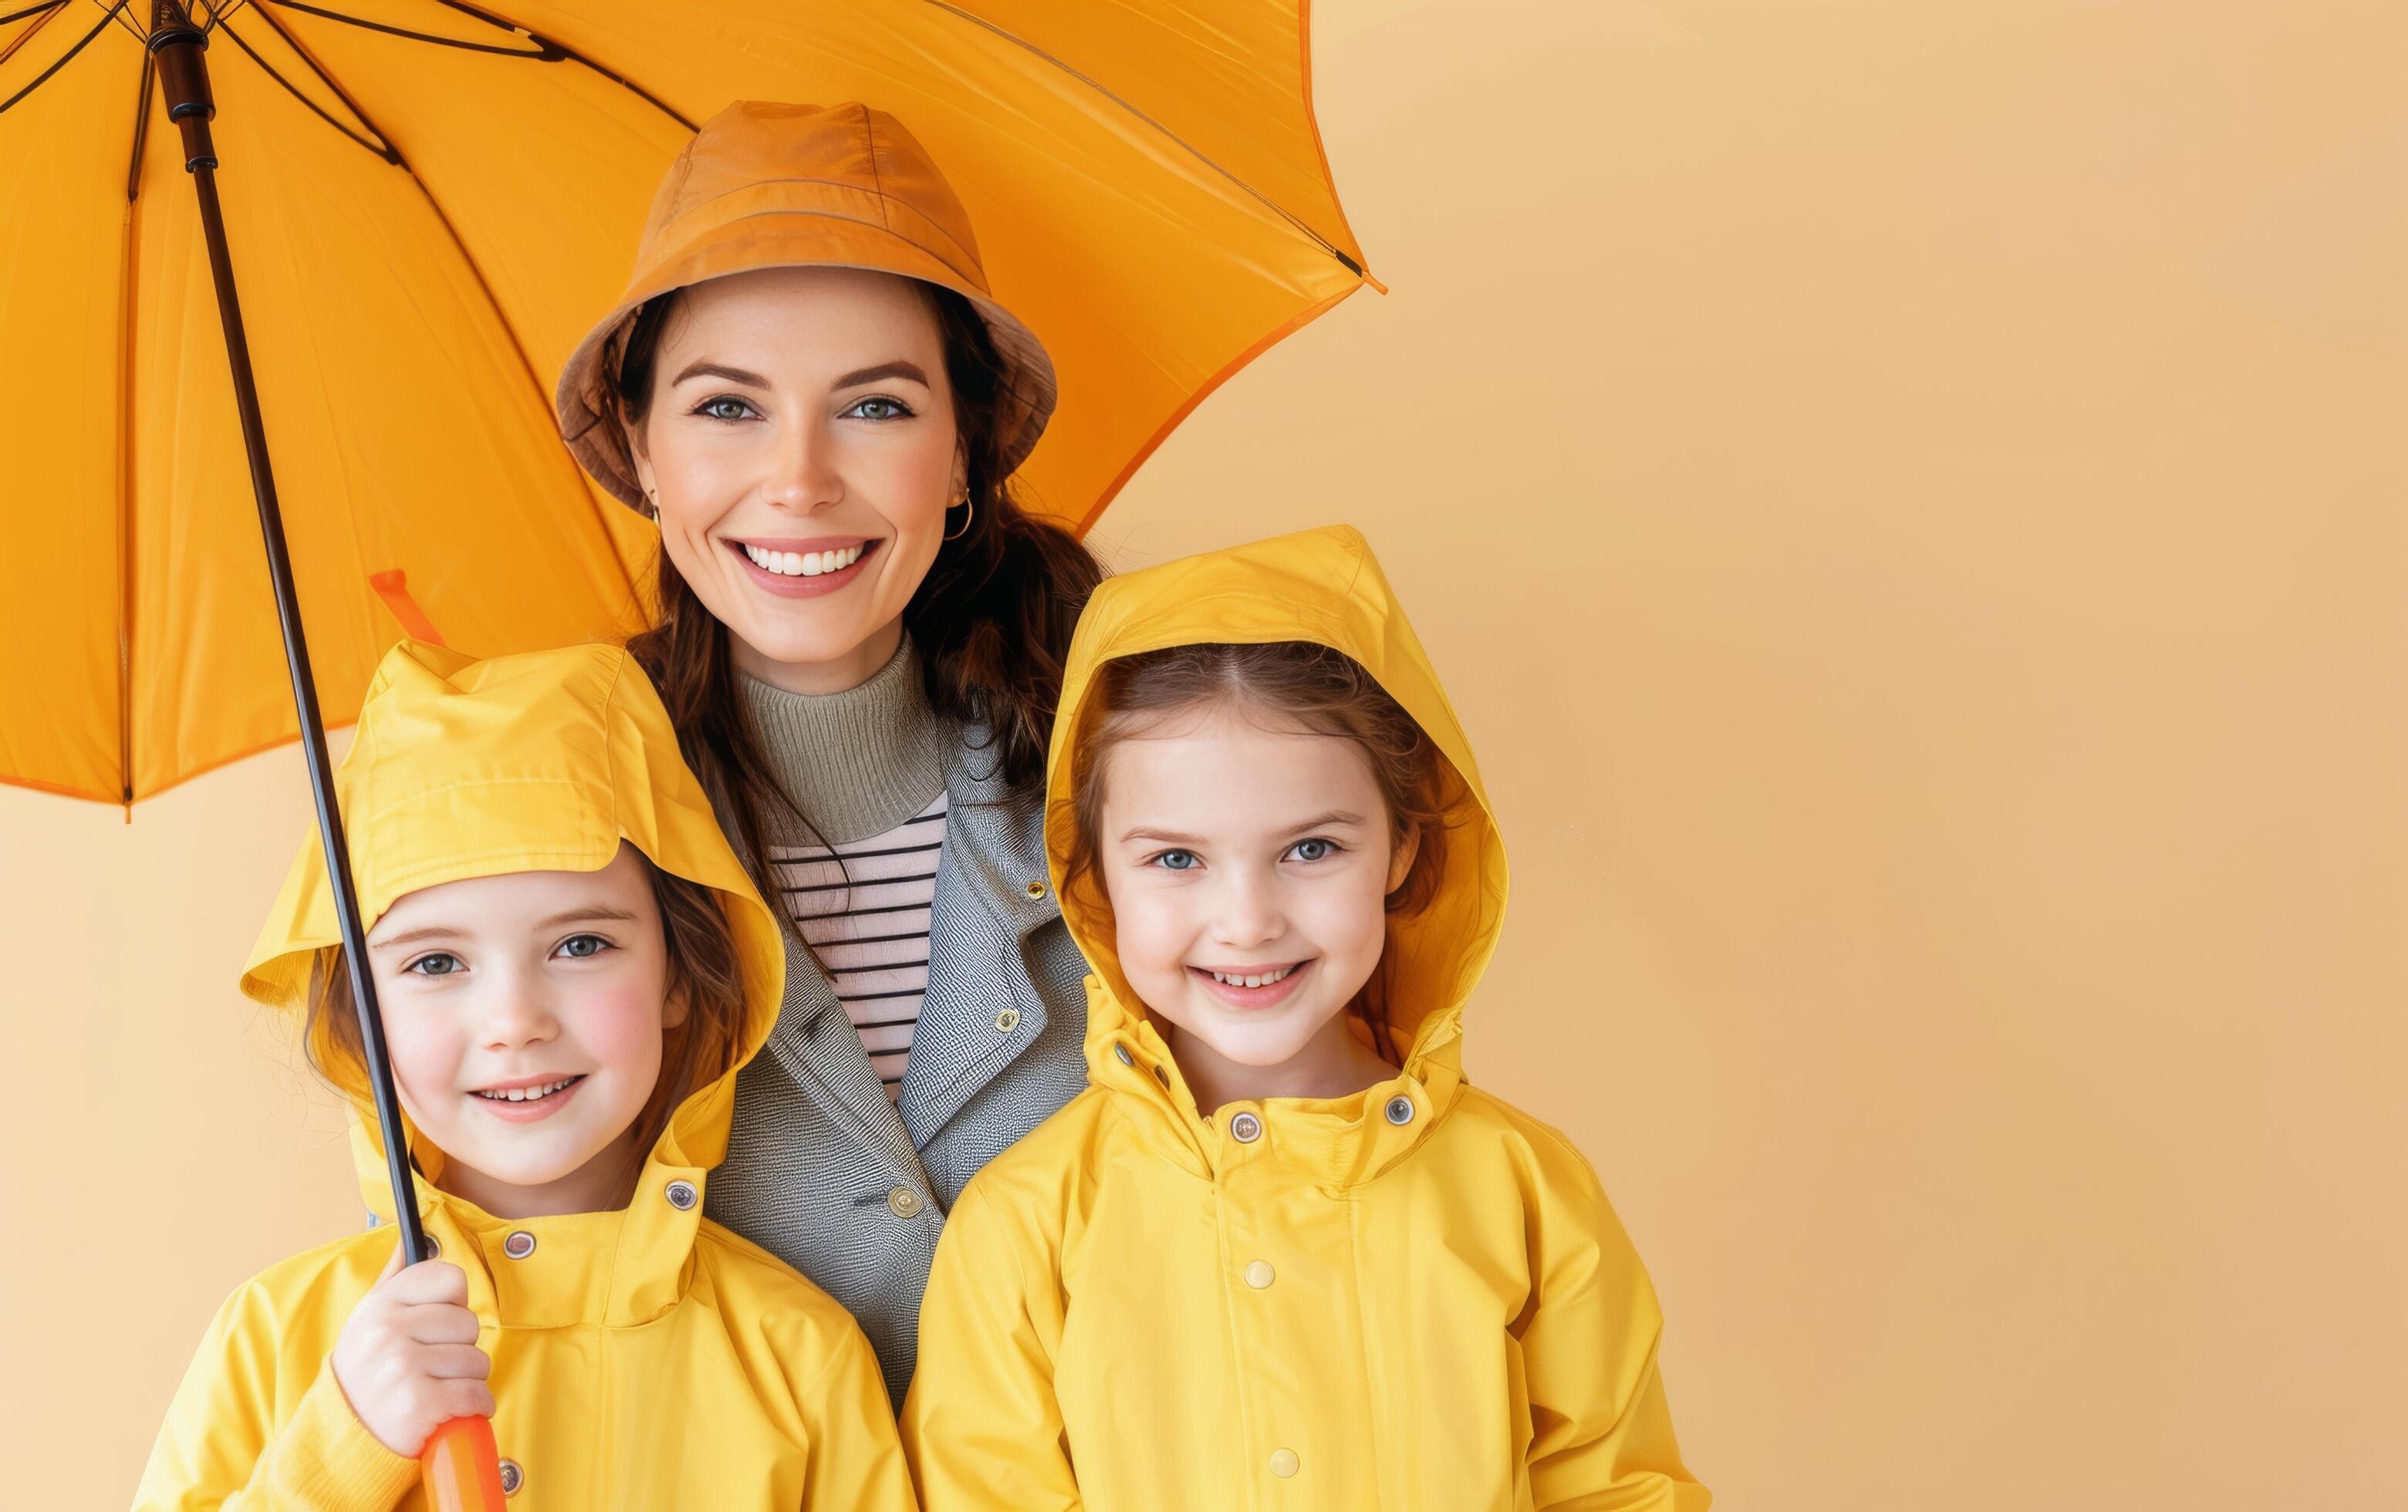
[1151,849,1200,872]
[696,396,757,422]
[1287,838,1339,863]
[404,953,462,977]
[843,396,912,421]
[556,934,611,960]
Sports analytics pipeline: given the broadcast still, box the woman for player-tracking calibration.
[555,100,1103,1406]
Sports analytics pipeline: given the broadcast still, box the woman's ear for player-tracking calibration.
[622,401,660,506]
[951,442,971,505]
[660,978,691,1031]
[1385,822,1422,896]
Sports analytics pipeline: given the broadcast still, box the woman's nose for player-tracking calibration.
[760,416,843,512]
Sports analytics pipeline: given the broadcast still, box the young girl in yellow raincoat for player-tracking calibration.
[903,526,1711,1510]
[136,641,914,1509]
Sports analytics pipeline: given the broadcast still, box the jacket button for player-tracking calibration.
[1384,1095,1415,1126]
[498,1458,524,1495]
[1243,1260,1275,1289]
[664,1180,698,1210]
[1230,1112,1263,1144]
[502,1230,536,1260]
[1024,879,1047,899]
[1113,1043,1135,1067]
[1268,1448,1299,1478]
[995,1008,1020,1033]
[888,1186,924,1218]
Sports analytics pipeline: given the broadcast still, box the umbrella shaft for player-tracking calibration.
[150,7,434,1268]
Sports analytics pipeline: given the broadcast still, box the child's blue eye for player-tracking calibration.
[556,934,612,960]
[695,396,758,422]
[404,953,463,977]
[1151,849,1200,872]
[843,396,912,421]
[1286,838,1339,862]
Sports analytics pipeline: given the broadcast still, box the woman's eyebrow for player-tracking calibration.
[832,360,930,390]
[672,359,771,386]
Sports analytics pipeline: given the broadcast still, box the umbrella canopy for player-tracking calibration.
[0,0,1375,806]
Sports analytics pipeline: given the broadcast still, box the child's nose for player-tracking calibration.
[1211,871,1285,949]
[478,984,560,1048]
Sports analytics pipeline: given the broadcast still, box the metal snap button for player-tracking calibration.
[1268,1447,1299,1478]
[502,1230,536,1261]
[887,1186,924,1218]
[1024,879,1047,899]
[1153,1065,1170,1087]
[1244,1260,1275,1289]
[498,1457,523,1496]
[420,1234,441,1260]
[664,1180,698,1211]
[1230,1111,1263,1144]
[1384,1095,1415,1126]
[995,1008,1020,1033]
[1113,1043,1135,1067]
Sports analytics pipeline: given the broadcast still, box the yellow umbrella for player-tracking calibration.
[0,0,1378,808]
[2,2,1373,1498]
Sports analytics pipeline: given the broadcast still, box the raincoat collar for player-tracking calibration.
[241,640,786,1326]
[1045,526,1510,1188]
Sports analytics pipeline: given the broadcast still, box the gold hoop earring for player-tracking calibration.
[942,494,975,542]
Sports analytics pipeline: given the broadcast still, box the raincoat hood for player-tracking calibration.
[1045,525,1510,1170]
[241,639,785,1225]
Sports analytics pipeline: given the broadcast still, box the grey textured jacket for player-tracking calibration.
[703,724,1092,1406]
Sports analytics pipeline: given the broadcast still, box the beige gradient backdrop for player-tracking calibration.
[4,2,2402,1506]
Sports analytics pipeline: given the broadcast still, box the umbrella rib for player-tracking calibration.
[0,2,117,116]
[0,2,62,28]
[254,0,693,130]
[919,0,1366,277]
[241,0,643,611]
[115,48,150,804]
[218,16,395,159]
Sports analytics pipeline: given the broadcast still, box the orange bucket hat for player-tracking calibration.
[555,100,1059,514]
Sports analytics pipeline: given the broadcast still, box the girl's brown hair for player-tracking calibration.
[1062,641,1453,1058]
[612,282,1103,923]
[302,859,751,1186]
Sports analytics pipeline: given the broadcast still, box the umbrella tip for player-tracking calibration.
[1363,271,1390,296]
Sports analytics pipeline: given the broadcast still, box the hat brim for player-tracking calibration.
[555,213,1058,515]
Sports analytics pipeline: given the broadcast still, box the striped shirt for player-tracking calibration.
[772,793,949,1100]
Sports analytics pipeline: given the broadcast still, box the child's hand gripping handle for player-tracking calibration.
[421,1415,508,1510]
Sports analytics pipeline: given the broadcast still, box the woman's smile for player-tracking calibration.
[725,535,883,598]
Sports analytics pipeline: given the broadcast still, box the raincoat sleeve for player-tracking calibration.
[789,1308,921,1510]
[900,1180,1082,1511]
[134,1274,420,1510]
[1522,1137,1713,1511]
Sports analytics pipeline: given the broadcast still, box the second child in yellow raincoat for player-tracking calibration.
[137,641,914,1509]
[903,526,1710,1510]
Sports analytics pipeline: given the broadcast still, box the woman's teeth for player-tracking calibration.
[744,542,865,577]
[1209,965,1295,988]
[474,1075,581,1102]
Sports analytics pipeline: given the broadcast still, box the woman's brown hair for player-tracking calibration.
[611,282,1103,923]
[1061,641,1454,1059]
[302,859,750,1188]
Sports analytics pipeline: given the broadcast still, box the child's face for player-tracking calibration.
[1096,703,1416,1076]
[365,845,684,1217]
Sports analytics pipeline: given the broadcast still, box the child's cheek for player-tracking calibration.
[381,1009,468,1127]
[1113,891,1195,1021]
[572,979,667,1095]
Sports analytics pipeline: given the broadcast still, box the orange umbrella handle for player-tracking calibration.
[422,1416,508,1511]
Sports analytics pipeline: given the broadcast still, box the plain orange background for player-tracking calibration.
[5,2,2404,1506]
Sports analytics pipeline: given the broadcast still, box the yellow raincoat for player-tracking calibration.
[136,642,914,1510]
[903,527,1708,1510]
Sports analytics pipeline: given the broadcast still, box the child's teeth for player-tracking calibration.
[1211,966,1294,988]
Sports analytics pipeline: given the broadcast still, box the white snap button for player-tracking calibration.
[1230,1112,1263,1144]
[1384,1095,1415,1126]
[1244,1260,1275,1289]
[502,1230,535,1260]
[995,1008,1020,1033]
[664,1180,698,1210]
[498,1457,524,1495]
[888,1186,924,1218]
[1024,879,1047,899]
[1268,1448,1299,1478]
